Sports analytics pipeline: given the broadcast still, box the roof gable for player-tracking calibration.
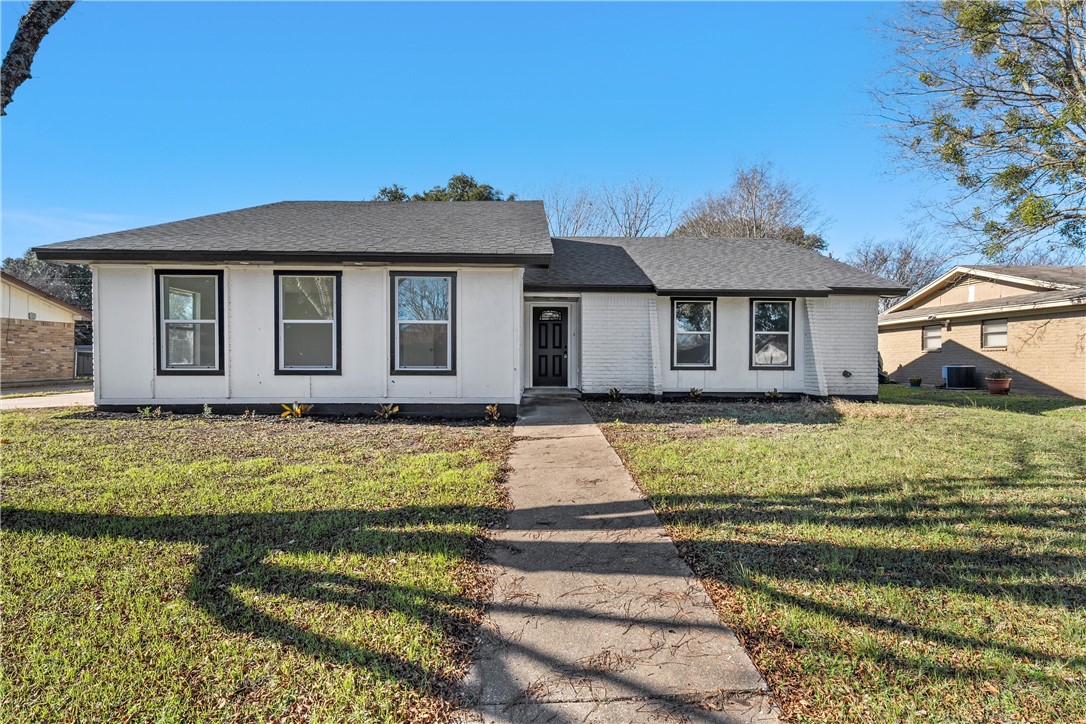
[0,272,91,319]
[884,264,1085,314]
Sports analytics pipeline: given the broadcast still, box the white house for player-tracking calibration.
[33,201,905,414]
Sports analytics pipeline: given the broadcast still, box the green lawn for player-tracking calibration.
[1,410,511,723]
[588,388,1086,723]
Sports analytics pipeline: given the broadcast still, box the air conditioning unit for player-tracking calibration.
[942,365,976,390]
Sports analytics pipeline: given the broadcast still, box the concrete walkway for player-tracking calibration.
[460,399,778,723]
[0,390,93,410]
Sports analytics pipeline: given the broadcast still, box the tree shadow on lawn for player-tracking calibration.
[2,504,498,706]
[5,485,1083,718]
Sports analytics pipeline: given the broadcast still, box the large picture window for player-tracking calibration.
[672,299,715,369]
[750,299,794,369]
[392,272,455,373]
[156,271,223,374]
[276,272,340,374]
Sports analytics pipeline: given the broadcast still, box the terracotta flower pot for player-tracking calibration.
[986,377,1012,395]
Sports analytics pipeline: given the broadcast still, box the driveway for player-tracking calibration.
[459,398,778,723]
[1,390,93,410]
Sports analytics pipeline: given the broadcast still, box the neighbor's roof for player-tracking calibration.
[525,237,908,296]
[879,285,1086,326]
[883,263,1085,314]
[0,271,92,319]
[33,201,554,265]
[963,264,1085,287]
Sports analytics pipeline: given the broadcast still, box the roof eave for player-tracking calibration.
[878,295,1085,327]
[655,288,832,298]
[32,248,553,267]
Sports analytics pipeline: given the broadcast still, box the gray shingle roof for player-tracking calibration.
[879,286,1086,323]
[965,265,1085,287]
[525,237,908,296]
[33,201,554,264]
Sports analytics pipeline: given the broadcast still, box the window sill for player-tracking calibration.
[391,369,457,376]
[981,347,1008,352]
[749,364,795,371]
[157,369,225,376]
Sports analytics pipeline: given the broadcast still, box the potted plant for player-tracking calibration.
[986,369,1012,395]
[908,376,922,388]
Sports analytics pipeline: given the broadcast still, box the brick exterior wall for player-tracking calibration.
[804,296,880,397]
[1,318,76,383]
[879,308,1086,399]
[580,293,656,394]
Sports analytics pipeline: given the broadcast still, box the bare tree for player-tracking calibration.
[847,230,950,311]
[598,177,675,237]
[674,162,828,251]
[1,0,75,115]
[543,184,606,237]
[875,2,1086,259]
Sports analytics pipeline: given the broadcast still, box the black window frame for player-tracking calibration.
[155,269,226,376]
[670,298,717,370]
[389,271,457,376]
[749,298,796,371]
[273,270,343,376]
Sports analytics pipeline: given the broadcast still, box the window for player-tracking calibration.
[982,318,1008,349]
[276,272,340,373]
[672,300,715,368]
[156,271,223,374]
[750,299,794,369]
[922,324,942,351]
[392,273,455,373]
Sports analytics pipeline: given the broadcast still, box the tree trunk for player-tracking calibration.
[1,0,75,116]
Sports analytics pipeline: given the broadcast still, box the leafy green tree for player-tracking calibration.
[878,1,1086,259]
[372,174,514,202]
[2,250,91,309]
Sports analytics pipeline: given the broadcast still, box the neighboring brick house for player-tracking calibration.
[1,272,92,384]
[879,265,1086,398]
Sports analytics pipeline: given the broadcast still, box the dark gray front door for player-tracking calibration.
[532,307,568,387]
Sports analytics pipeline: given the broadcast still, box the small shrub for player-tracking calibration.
[374,403,400,420]
[689,388,703,398]
[280,402,312,418]
[484,404,501,421]
[202,403,213,418]
[909,376,923,387]
[988,369,1011,379]
[138,406,153,418]
[765,388,783,400]
[608,387,622,401]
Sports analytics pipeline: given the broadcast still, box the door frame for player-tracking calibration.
[523,299,579,389]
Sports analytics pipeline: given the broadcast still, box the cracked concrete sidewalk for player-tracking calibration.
[458,398,779,723]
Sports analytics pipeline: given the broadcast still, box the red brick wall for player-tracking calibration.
[1,318,76,383]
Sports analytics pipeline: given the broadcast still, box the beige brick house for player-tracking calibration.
[1,272,92,385]
[878,265,1086,399]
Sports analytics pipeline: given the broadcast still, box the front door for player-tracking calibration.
[532,307,568,386]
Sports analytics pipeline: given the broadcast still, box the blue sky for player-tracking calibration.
[1,1,945,259]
